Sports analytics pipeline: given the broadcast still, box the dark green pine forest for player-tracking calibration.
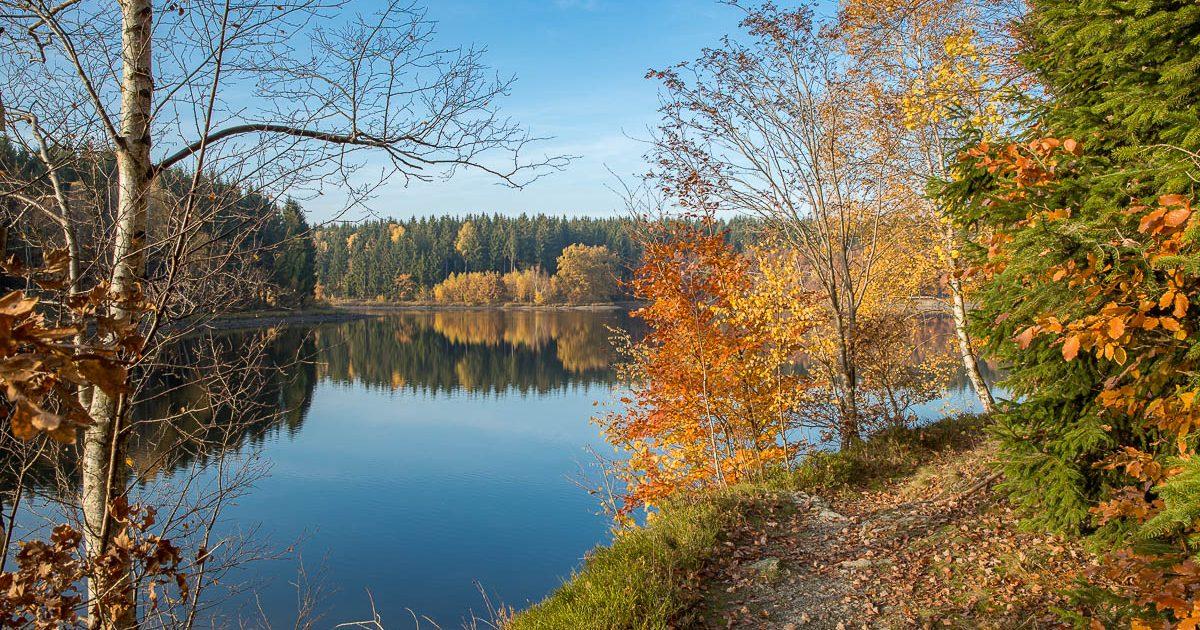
[0,139,318,309]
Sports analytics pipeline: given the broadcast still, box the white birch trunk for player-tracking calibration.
[944,224,996,415]
[83,1,154,627]
[948,273,996,414]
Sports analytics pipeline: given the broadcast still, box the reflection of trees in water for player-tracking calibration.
[315,310,636,395]
[1,327,319,496]
[126,327,319,480]
[909,315,1002,392]
[101,311,630,483]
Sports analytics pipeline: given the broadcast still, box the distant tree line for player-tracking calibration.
[1,139,318,310]
[314,213,760,302]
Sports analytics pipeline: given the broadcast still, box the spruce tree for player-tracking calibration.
[943,0,1200,533]
[273,199,317,305]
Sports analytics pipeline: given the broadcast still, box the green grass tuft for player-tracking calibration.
[772,414,987,495]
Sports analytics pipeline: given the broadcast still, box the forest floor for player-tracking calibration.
[696,428,1096,629]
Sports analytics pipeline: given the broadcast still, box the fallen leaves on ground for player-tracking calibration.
[696,439,1097,628]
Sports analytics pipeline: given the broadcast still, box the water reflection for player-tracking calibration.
[120,310,637,481]
[5,309,995,627]
[313,310,631,395]
[129,326,320,480]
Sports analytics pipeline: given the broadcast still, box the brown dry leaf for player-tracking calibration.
[76,358,128,397]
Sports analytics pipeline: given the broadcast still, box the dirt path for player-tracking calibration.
[699,442,1093,629]
[699,490,861,629]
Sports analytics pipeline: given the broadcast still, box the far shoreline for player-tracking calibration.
[332,300,639,313]
[200,301,638,331]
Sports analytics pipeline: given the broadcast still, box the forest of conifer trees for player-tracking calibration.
[312,213,759,302]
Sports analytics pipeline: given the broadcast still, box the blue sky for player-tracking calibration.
[315,0,747,221]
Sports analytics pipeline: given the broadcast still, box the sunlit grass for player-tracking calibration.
[507,488,752,630]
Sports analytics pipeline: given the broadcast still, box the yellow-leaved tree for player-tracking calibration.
[553,244,620,305]
[836,0,1027,414]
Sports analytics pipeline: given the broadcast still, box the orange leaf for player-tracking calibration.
[1015,326,1037,350]
[1165,207,1192,228]
[1063,335,1081,361]
[1140,209,1166,233]
[1160,193,1190,207]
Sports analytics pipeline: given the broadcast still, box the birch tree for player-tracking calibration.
[835,0,1028,414]
[0,1,559,626]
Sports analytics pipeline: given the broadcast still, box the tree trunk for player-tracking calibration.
[836,310,861,450]
[944,224,995,415]
[948,275,995,414]
[83,1,154,627]
[82,390,133,628]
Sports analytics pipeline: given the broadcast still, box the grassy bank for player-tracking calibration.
[774,415,987,495]
[506,489,753,630]
[508,415,987,629]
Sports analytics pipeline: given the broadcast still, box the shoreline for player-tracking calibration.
[201,308,379,331]
[195,301,637,331]
[332,301,639,313]
[507,415,1087,629]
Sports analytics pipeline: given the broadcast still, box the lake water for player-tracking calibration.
[175,310,633,627]
[8,309,992,627]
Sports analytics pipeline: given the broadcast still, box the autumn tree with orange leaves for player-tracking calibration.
[597,221,818,518]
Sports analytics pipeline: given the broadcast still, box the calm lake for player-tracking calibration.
[11,309,992,627]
